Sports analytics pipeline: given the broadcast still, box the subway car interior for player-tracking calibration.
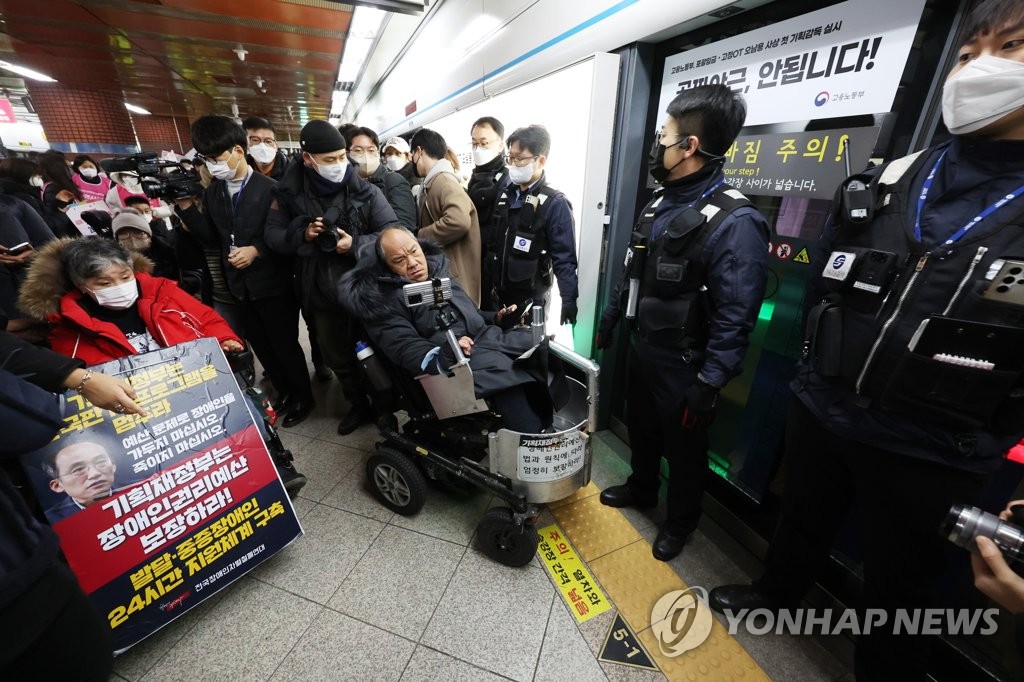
[3,0,1024,680]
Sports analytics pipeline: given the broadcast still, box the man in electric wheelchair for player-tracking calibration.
[340,226,555,433]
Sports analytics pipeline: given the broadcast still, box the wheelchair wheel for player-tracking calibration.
[366,448,426,516]
[475,507,540,567]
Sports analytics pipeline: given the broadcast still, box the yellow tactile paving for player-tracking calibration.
[550,492,642,561]
[547,480,600,509]
[548,486,769,681]
[638,625,769,682]
[588,540,687,632]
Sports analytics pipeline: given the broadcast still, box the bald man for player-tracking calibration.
[43,441,117,522]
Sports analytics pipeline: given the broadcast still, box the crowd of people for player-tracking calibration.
[5,2,1024,680]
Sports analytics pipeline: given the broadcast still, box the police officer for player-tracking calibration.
[468,116,510,306]
[710,2,1024,678]
[487,124,578,324]
[597,84,769,562]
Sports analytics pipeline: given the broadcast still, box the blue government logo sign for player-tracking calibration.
[815,91,829,107]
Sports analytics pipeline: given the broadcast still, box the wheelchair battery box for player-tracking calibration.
[404,278,454,307]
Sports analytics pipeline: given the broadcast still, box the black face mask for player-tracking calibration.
[648,137,690,184]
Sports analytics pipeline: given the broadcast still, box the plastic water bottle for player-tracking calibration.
[355,341,392,392]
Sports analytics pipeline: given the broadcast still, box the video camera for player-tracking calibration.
[100,153,203,202]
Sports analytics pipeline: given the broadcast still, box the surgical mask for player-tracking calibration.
[207,150,239,181]
[29,175,43,188]
[80,167,98,179]
[249,143,276,165]
[942,55,1024,135]
[507,161,535,185]
[313,158,349,183]
[350,153,380,177]
[89,279,139,310]
[473,146,501,167]
[121,173,141,191]
[386,156,406,172]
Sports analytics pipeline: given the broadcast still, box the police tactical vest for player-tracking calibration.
[807,144,1024,434]
[633,185,752,350]
[490,181,564,295]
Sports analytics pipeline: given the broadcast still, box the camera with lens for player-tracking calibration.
[100,152,204,202]
[314,206,346,253]
[943,503,1024,567]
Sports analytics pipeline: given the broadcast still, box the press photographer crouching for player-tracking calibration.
[340,227,553,433]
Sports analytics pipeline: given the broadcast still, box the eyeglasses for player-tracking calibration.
[655,130,690,148]
[248,136,277,146]
[504,154,537,167]
[57,456,114,480]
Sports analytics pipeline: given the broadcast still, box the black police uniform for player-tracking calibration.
[468,153,510,306]
[754,137,1024,680]
[602,165,770,535]
[487,172,578,315]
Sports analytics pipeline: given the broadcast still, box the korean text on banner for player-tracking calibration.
[18,337,303,653]
[658,0,927,126]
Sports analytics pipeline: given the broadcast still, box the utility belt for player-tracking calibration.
[804,247,1024,435]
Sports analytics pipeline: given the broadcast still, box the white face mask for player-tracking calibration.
[207,150,240,181]
[249,143,276,165]
[385,156,406,172]
[80,167,98,179]
[507,161,535,185]
[29,175,43,188]
[350,153,380,177]
[313,157,349,183]
[942,55,1024,136]
[473,146,501,167]
[120,173,141,191]
[89,279,139,310]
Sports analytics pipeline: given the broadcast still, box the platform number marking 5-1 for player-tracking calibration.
[599,613,658,670]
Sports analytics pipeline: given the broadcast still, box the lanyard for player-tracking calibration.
[915,150,1024,246]
[231,173,250,218]
[651,180,724,241]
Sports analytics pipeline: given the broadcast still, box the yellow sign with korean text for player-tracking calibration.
[537,523,611,623]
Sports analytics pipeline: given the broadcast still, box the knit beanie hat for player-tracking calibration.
[300,120,346,154]
[112,207,152,236]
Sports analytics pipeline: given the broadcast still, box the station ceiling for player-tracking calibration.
[0,0,356,137]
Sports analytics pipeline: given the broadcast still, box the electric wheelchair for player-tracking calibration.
[358,278,598,567]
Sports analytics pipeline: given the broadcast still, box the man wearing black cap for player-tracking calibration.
[265,120,400,435]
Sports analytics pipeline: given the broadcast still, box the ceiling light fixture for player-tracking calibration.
[233,45,248,61]
[124,102,151,115]
[0,60,56,82]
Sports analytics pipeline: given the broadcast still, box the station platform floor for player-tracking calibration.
[108,369,853,682]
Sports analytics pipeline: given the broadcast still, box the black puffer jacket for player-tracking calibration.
[340,240,540,398]
[265,160,398,311]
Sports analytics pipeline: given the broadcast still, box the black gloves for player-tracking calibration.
[560,301,578,326]
[681,378,718,430]
[595,309,618,350]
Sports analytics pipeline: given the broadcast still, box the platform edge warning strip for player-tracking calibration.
[549,490,770,681]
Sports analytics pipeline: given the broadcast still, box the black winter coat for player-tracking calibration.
[0,331,82,613]
[365,165,417,230]
[341,240,540,398]
[178,171,293,301]
[265,161,398,311]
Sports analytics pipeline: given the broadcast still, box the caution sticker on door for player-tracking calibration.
[537,524,611,623]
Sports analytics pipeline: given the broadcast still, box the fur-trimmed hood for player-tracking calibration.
[340,238,448,322]
[17,237,153,320]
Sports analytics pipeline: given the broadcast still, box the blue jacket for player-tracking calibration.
[603,167,770,388]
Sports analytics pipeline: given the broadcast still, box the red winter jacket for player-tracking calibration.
[48,272,241,365]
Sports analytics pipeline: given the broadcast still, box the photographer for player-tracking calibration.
[971,500,1024,657]
[265,120,399,435]
[175,116,314,428]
